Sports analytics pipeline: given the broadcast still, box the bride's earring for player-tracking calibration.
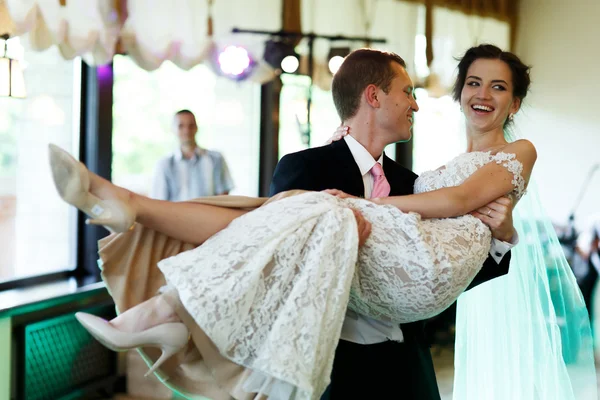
[508,113,514,121]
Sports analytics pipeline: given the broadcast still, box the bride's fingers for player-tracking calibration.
[325,126,350,144]
[492,195,513,208]
[472,207,503,230]
[474,206,496,218]
[487,201,507,214]
[486,196,512,214]
[325,134,344,145]
[479,197,512,227]
[334,126,349,135]
[470,211,494,228]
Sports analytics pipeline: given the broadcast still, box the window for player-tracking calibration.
[412,88,464,175]
[278,73,396,158]
[411,25,465,175]
[112,55,261,197]
[0,36,80,283]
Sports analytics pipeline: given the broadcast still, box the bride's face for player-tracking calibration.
[460,58,521,134]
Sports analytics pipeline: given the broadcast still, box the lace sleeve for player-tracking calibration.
[491,152,527,200]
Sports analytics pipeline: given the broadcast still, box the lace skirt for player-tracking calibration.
[157,192,492,400]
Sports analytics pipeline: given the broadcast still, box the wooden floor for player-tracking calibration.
[431,345,600,400]
[432,346,455,400]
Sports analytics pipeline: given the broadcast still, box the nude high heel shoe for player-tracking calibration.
[48,144,135,233]
[75,312,190,377]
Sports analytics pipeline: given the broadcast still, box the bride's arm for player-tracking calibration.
[375,140,537,219]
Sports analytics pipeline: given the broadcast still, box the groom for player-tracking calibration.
[269,49,516,399]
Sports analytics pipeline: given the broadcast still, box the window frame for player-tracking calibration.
[0,61,114,292]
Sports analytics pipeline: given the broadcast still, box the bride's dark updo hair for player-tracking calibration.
[452,44,532,109]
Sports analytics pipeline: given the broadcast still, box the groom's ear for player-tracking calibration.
[364,84,381,108]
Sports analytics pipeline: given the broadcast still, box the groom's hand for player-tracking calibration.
[350,208,372,247]
[471,195,515,242]
[322,189,359,199]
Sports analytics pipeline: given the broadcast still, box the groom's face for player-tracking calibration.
[375,63,418,143]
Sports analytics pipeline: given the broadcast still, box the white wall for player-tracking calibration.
[514,0,600,228]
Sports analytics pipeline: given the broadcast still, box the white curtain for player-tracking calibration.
[3,0,282,80]
[301,0,422,90]
[2,1,510,86]
[120,0,211,71]
[5,0,120,65]
[368,0,421,79]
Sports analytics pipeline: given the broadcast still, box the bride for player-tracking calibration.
[48,45,594,400]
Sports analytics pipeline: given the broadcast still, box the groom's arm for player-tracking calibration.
[269,152,317,195]
[465,194,516,290]
[466,251,511,290]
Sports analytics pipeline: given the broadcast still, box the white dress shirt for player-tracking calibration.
[339,135,517,344]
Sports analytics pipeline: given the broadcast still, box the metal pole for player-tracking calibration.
[306,34,314,147]
[231,27,387,44]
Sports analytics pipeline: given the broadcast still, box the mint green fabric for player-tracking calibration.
[453,175,598,399]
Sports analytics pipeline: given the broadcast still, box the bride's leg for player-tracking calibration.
[110,290,181,333]
[87,167,248,245]
[135,195,247,245]
[75,289,190,377]
[49,144,246,242]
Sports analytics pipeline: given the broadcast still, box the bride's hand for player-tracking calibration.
[324,125,350,145]
[470,195,515,242]
[322,189,359,199]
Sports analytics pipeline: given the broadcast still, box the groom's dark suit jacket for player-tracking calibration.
[269,139,511,400]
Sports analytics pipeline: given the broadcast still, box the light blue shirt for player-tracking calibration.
[150,147,234,201]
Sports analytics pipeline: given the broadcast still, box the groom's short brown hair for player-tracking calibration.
[332,48,407,122]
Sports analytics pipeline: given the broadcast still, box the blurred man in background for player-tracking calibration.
[151,109,234,201]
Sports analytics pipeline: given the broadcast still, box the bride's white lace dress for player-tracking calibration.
[157,151,526,400]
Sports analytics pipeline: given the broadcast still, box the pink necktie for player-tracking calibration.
[370,162,390,198]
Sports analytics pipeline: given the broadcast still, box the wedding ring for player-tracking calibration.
[487,209,492,216]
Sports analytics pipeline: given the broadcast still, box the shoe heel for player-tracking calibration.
[74,311,189,378]
[144,323,190,377]
[144,344,182,377]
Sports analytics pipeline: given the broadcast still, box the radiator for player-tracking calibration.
[14,305,117,400]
